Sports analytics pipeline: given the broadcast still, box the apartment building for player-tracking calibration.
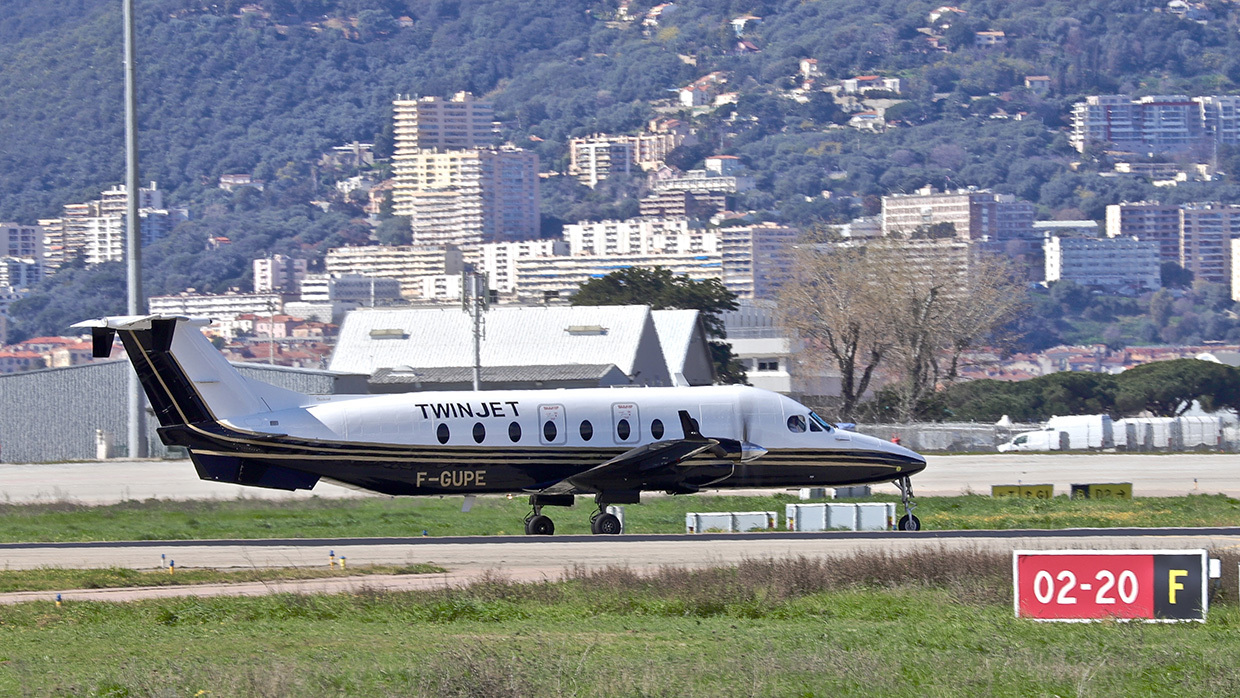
[395,146,540,247]
[1179,203,1240,284]
[1105,201,1181,262]
[298,273,403,304]
[0,223,42,262]
[1069,94,1234,153]
[39,182,178,269]
[881,186,1034,242]
[513,250,725,300]
[567,120,692,187]
[650,169,754,195]
[147,291,283,319]
[468,239,569,294]
[1044,236,1160,290]
[638,190,729,219]
[0,257,42,290]
[253,254,309,293]
[718,222,798,300]
[391,92,498,152]
[562,219,710,256]
[324,244,464,299]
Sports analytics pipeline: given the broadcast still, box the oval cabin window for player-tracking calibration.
[472,422,486,444]
[787,415,807,433]
[579,420,593,441]
[651,418,664,439]
[617,418,631,441]
[543,420,558,442]
[508,421,522,443]
[437,423,451,444]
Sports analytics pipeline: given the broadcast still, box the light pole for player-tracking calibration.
[123,0,146,458]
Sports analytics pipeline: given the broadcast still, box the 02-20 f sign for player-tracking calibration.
[1014,550,1207,622]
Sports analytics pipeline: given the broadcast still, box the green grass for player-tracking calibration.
[2,551,1240,696]
[1,492,1240,543]
[0,563,445,593]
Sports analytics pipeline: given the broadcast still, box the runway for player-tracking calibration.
[3,528,1240,605]
[2,452,1239,504]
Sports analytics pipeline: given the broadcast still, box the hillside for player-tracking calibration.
[6,0,1240,338]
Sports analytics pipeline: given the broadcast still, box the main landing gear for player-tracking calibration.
[523,494,624,535]
[896,476,921,531]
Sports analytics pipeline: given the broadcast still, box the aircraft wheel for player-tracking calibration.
[897,514,921,531]
[525,514,554,535]
[591,512,622,535]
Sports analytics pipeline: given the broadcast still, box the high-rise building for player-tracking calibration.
[562,219,709,256]
[0,223,42,262]
[719,222,798,300]
[881,186,1034,242]
[1179,203,1240,284]
[1105,201,1181,262]
[392,92,498,153]
[397,146,540,246]
[253,255,309,293]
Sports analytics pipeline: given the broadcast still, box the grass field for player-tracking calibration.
[0,563,445,593]
[2,550,1239,696]
[1,492,1239,543]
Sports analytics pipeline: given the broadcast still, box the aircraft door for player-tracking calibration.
[539,404,567,445]
[611,402,640,444]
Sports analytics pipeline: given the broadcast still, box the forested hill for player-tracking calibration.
[8,0,1240,338]
[7,0,1240,223]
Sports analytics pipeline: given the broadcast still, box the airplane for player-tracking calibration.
[75,314,928,535]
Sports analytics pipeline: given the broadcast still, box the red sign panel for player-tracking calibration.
[1014,550,1207,622]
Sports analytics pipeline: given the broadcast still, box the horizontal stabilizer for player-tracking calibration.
[90,327,115,358]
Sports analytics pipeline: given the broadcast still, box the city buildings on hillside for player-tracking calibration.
[650,167,754,194]
[1105,201,1182,262]
[253,254,308,294]
[1107,201,1240,290]
[390,93,538,247]
[397,146,540,246]
[567,119,694,187]
[38,182,184,270]
[324,244,464,299]
[1044,236,1160,290]
[1070,94,1240,153]
[298,274,403,305]
[638,190,729,219]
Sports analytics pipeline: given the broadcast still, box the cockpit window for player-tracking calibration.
[808,412,835,432]
[787,415,807,433]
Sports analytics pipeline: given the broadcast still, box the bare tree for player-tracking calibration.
[778,244,891,420]
[779,238,1025,422]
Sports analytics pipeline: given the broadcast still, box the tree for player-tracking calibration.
[778,245,890,420]
[780,240,1025,422]
[572,267,745,384]
[1113,359,1240,416]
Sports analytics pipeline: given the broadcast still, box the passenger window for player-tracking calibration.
[617,418,631,440]
[437,423,450,444]
[472,422,486,444]
[580,420,593,441]
[787,415,807,433]
[508,421,522,443]
[543,420,558,442]
[651,418,664,439]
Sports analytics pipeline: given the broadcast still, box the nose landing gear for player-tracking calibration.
[896,476,921,531]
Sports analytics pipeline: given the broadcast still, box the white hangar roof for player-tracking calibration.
[329,305,710,386]
[651,309,715,386]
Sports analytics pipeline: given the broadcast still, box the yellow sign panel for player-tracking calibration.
[1071,483,1133,500]
[992,484,1054,499]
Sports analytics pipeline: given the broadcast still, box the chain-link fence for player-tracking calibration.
[854,420,1240,453]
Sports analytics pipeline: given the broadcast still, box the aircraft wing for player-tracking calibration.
[534,411,750,496]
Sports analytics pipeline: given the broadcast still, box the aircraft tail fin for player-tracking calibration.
[73,315,310,427]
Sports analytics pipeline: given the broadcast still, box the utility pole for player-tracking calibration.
[123,0,146,458]
[461,268,488,391]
